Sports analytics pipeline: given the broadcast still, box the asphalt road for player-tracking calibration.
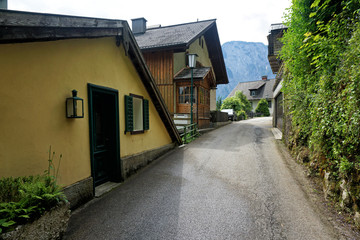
[64,117,347,240]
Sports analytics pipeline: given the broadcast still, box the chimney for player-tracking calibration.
[131,18,147,34]
[262,75,268,81]
[0,0,7,9]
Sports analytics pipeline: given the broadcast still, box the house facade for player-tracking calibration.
[267,23,288,130]
[133,18,228,128]
[227,76,275,115]
[0,10,181,209]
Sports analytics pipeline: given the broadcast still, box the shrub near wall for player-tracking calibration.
[281,0,360,221]
[0,149,70,238]
[255,99,270,117]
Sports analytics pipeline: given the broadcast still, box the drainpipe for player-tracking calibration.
[0,0,7,9]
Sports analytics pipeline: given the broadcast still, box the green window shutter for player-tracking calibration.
[143,99,149,130]
[125,95,133,132]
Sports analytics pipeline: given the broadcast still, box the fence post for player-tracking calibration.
[184,126,187,143]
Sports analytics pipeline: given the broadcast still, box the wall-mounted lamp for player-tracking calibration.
[66,89,84,118]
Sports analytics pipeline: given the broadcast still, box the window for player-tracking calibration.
[198,37,204,48]
[268,100,272,108]
[199,88,204,104]
[198,87,210,105]
[178,86,196,104]
[124,94,149,133]
[250,90,257,96]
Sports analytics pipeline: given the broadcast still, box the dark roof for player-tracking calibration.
[0,10,125,43]
[174,67,211,80]
[248,82,266,90]
[0,9,182,144]
[134,19,228,85]
[135,20,215,50]
[227,79,276,101]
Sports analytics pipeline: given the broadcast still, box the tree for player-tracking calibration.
[234,91,251,113]
[216,96,222,111]
[221,91,251,119]
[255,99,270,116]
[221,96,244,113]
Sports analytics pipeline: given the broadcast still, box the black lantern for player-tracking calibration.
[66,89,84,118]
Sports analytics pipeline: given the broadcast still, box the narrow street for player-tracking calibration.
[64,117,346,240]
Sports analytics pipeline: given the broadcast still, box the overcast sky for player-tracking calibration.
[8,0,291,45]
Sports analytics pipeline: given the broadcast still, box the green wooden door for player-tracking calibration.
[88,84,121,187]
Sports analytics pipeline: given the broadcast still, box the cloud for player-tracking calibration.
[9,0,290,44]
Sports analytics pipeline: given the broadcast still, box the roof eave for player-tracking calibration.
[203,22,229,85]
[139,43,187,52]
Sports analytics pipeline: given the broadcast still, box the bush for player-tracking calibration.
[221,91,251,113]
[280,0,360,213]
[0,176,65,233]
[0,148,65,234]
[236,110,247,120]
[255,99,270,116]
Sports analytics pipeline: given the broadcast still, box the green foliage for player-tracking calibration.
[236,110,247,120]
[221,91,251,118]
[0,148,65,233]
[281,0,360,182]
[234,91,252,113]
[180,124,199,144]
[221,96,243,112]
[216,96,222,111]
[255,99,270,117]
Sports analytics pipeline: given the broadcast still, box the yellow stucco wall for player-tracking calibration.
[173,36,214,74]
[188,37,217,109]
[0,37,172,187]
[188,36,212,68]
[173,52,185,75]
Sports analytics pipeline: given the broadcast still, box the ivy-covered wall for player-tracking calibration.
[281,0,360,216]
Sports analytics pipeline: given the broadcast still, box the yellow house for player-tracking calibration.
[0,10,181,209]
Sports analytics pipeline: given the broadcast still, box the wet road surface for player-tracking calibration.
[64,117,344,240]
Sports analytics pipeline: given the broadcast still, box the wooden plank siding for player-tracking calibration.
[143,51,174,114]
[176,73,212,128]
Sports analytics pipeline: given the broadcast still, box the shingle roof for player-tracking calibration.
[248,82,266,90]
[135,20,215,50]
[227,79,276,101]
[174,67,211,80]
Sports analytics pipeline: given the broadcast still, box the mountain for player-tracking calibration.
[217,41,276,99]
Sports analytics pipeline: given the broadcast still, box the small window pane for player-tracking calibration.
[184,87,190,94]
[133,97,143,131]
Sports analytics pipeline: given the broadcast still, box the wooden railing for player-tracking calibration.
[180,123,199,144]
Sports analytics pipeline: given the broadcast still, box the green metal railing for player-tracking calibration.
[180,123,199,144]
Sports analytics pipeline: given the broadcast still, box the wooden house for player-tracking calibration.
[0,10,181,209]
[133,18,228,128]
[227,76,275,115]
[267,23,287,130]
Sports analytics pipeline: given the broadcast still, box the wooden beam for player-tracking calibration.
[0,27,122,43]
